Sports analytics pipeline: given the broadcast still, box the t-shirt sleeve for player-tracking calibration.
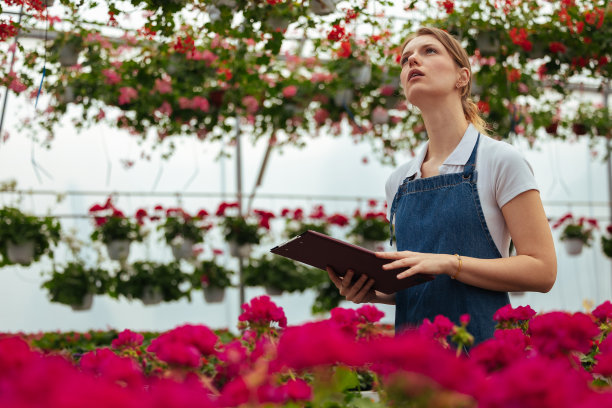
[385,174,397,220]
[493,144,539,209]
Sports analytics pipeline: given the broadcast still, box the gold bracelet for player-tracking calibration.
[451,254,462,280]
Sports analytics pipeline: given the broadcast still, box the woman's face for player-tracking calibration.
[399,34,465,107]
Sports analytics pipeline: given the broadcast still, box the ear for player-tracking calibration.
[456,67,470,87]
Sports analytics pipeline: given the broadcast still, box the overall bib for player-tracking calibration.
[389,135,509,345]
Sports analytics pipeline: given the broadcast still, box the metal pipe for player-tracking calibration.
[0,4,24,139]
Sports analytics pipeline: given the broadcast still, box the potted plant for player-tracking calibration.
[89,198,145,262]
[602,225,612,259]
[216,202,263,258]
[282,205,331,239]
[552,213,599,256]
[348,209,390,251]
[112,262,191,305]
[157,207,210,260]
[0,207,61,266]
[192,259,234,303]
[244,254,326,296]
[41,262,110,311]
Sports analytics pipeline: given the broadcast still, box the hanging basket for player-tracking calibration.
[6,241,35,265]
[266,16,291,32]
[310,0,338,15]
[58,43,81,67]
[564,238,584,256]
[141,286,163,306]
[44,0,55,7]
[265,286,283,296]
[333,89,354,107]
[70,293,93,311]
[171,238,195,260]
[203,286,226,303]
[350,64,372,87]
[229,241,252,258]
[475,31,500,56]
[106,240,131,262]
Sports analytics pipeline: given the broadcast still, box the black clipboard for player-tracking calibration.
[270,230,434,295]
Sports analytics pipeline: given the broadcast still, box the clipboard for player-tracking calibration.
[270,230,434,295]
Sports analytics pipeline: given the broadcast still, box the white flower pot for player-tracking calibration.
[203,286,225,303]
[59,44,80,67]
[371,107,389,125]
[350,65,372,87]
[266,16,291,31]
[564,238,584,256]
[60,85,76,104]
[70,293,93,311]
[171,238,195,260]
[7,241,35,265]
[310,0,338,15]
[229,241,252,258]
[141,286,163,305]
[106,240,131,261]
[476,32,500,56]
[333,89,354,107]
[360,240,384,252]
[265,286,283,296]
[214,0,236,6]
[44,0,55,6]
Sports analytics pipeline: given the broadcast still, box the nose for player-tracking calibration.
[407,53,419,67]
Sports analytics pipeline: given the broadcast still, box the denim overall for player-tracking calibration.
[389,135,509,345]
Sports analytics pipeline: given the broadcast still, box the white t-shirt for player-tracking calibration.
[385,124,539,257]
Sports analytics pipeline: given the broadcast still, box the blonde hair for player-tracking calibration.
[402,27,488,134]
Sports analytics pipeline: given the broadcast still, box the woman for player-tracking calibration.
[327,27,557,344]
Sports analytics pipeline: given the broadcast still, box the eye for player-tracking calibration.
[400,56,409,66]
[426,47,437,54]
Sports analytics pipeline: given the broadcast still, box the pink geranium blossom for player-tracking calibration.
[102,69,121,85]
[8,75,27,93]
[118,87,138,105]
[111,329,144,349]
[592,300,612,323]
[147,324,218,368]
[357,304,385,323]
[528,311,600,357]
[154,77,172,94]
[493,304,536,326]
[471,328,530,373]
[282,85,297,98]
[238,295,287,329]
[191,96,210,112]
[80,348,143,389]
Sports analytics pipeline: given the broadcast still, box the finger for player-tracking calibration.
[396,265,423,279]
[353,278,376,304]
[341,269,355,292]
[326,266,342,288]
[375,251,416,259]
[382,257,419,270]
[346,273,369,301]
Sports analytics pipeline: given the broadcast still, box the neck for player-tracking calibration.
[420,99,469,162]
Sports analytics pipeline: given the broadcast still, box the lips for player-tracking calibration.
[408,69,424,81]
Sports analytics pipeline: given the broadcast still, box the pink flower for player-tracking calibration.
[493,304,536,324]
[147,324,218,368]
[191,96,210,112]
[592,300,612,323]
[111,329,144,349]
[418,315,455,341]
[372,106,389,124]
[593,335,612,377]
[102,69,121,85]
[479,356,592,408]
[357,304,385,323]
[309,205,326,219]
[471,328,529,373]
[238,295,287,328]
[282,378,312,401]
[330,307,360,336]
[8,75,27,94]
[118,87,137,105]
[527,311,600,357]
[380,85,396,96]
[313,108,329,125]
[80,347,143,388]
[154,101,173,117]
[282,85,297,98]
[242,95,259,114]
[154,77,172,94]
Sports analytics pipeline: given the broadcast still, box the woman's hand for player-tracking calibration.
[375,251,456,279]
[326,266,377,304]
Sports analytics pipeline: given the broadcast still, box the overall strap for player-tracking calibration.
[462,133,481,177]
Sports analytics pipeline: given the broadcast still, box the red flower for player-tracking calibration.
[592,300,612,323]
[111,329,144,349]
[437,0,454,14]
[280,208,291,217]
[336,40,351,58]
[528,311,600,357]
[215,201,239,216]
[327,24,346,42]
[309,205,326,220]
[148,324,218,368]
[327,213,349,227]
[493,304,536,323]
[477,100,490,114]
[292,208,304,221]
[471,328,529,374]
[509,27,532,52]
[134,208,147,219]
[344,9,358,22]
[357,304,385,323]
[549,42,567,53]
[507,68,521,82]
[89,204,104,213]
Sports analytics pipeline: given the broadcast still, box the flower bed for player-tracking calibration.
[2,297,612,407]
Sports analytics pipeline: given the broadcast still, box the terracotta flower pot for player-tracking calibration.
[6,241,35,265]
[572,123,588,136]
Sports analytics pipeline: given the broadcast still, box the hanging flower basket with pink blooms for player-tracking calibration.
[552,213,599,256]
